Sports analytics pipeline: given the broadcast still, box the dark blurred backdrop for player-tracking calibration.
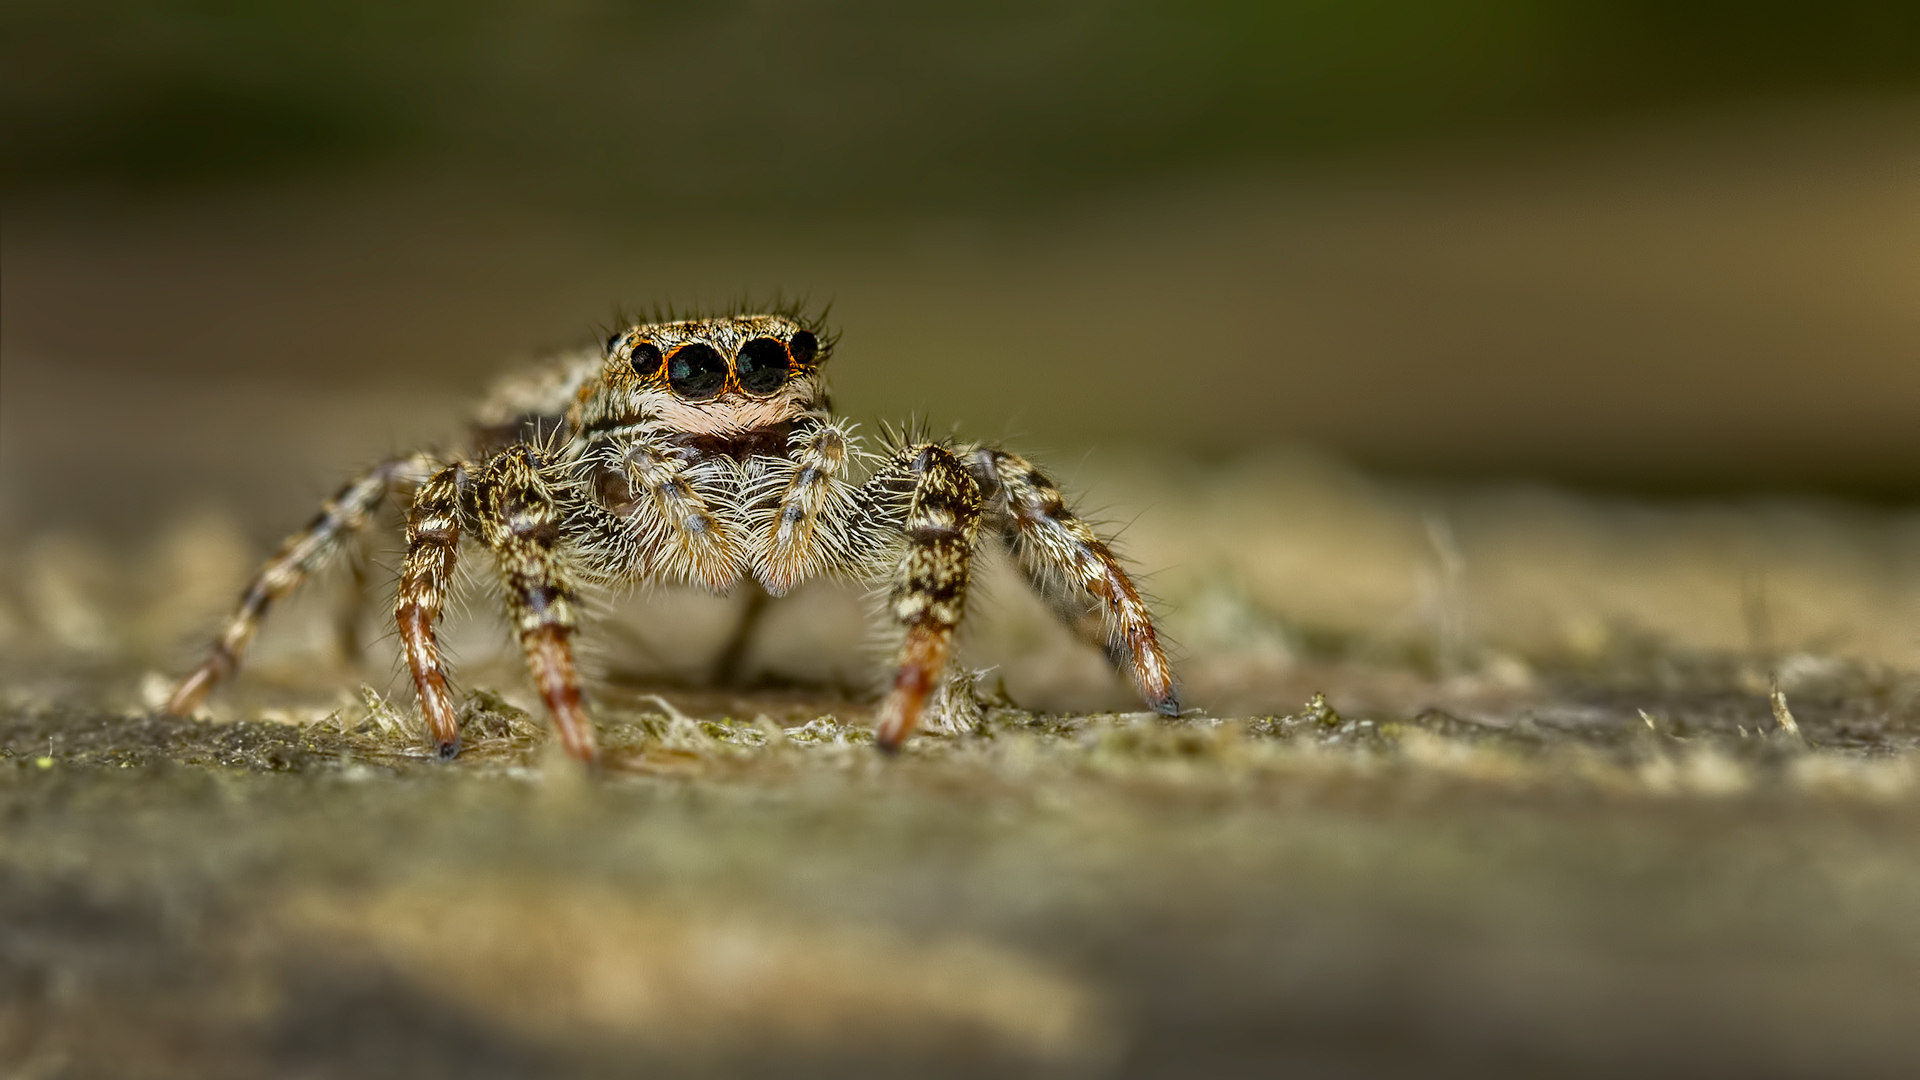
[4,1,1920,530]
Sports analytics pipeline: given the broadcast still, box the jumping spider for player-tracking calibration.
[166,310,1179,760]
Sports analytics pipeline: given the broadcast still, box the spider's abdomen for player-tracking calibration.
[471,411,574,456]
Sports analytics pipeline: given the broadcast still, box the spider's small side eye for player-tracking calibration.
[788,330,818,366]
[736,337,790,394]
[606,332,626,355]
[628,340,663,375]
[666,343,727,399]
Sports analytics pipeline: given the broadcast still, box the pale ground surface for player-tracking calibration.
[5,418,1920,1078]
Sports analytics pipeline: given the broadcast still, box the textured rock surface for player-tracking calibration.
[6,447,1920,1078]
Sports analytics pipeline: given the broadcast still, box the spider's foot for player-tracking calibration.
[162,655,231,717]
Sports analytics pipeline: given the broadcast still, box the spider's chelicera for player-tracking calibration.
[166,311,1179,760]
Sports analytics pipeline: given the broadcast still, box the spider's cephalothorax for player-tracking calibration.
[166,311,1179,760]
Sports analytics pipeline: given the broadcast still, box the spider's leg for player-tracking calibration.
[476,446,597,762]
[965,446,1178,716]
[709,584,770,686]
[165,453,435,716]
[334,523,373,663]
[395,461,470,758]
[859,442,985,751]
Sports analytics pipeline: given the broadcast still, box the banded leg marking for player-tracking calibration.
[396,463,467,758]
[754,421,862,594]
[165,455,430,716]
[478,448,596,762]
[610,438,744,591]
[870,444,985,751]
[969,447,1178,716]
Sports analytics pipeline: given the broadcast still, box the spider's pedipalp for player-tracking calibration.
[576,435,747,593]
[165,453,436,718]
[749,419,868,594]
[966,447,1179,716]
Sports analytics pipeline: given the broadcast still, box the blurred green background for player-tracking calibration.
[8,1,1919,207]
[4,0,1920,530]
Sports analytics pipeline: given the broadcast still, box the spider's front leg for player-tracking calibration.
[166,453,435,716]
[862,442,986,751]
[965,446,1179,716]
[395,461,469,758]
[474,446,597,762]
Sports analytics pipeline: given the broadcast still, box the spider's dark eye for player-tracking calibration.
[787,330,818,366]
[666,343,727,399]
[735,337,790,394]
[628,340,663,375]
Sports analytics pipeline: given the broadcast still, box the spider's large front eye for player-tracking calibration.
[628,340,663,375]
[735,337,790,394]
[666,343,728,399]
[788,330,818,366]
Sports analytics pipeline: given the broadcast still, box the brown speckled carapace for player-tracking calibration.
[167,309,1178,760]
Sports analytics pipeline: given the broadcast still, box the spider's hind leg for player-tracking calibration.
[333,523,374,664]
[165,453,435,716]
[964,446,1179,716]
[709,584,771,686]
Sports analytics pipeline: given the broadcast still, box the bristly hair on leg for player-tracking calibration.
[875,416,938,459]
[960,444,1180,718]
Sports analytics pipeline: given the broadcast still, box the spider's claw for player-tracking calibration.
[435,737,461,762]
[1150,688,1183,718]
[162,660,224,717]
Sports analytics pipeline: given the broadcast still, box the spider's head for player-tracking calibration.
[600,313,830,435]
